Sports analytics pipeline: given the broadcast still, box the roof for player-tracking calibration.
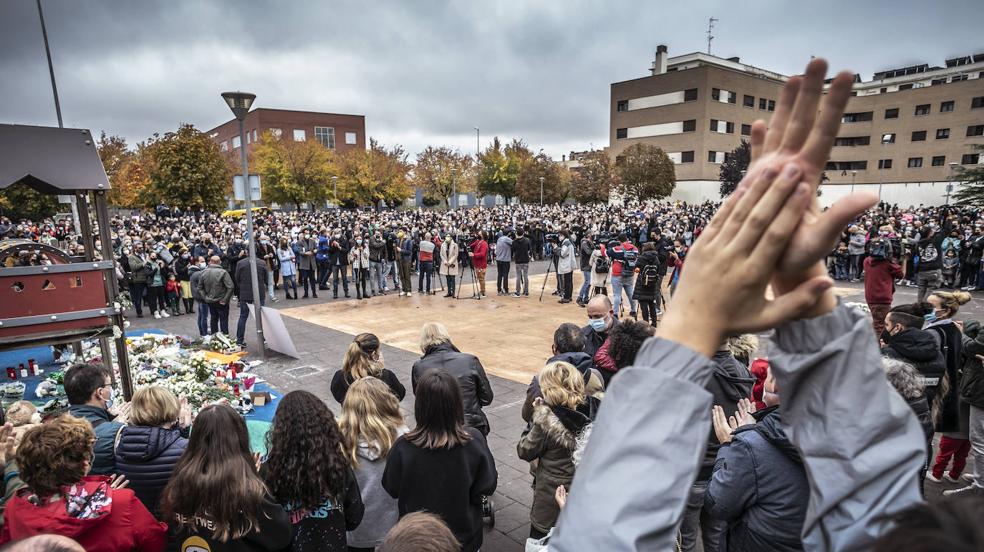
[0,124,110,193]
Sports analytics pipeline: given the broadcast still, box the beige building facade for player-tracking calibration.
[610,46,984,205]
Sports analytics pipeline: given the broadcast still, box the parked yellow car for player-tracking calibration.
[221,207,271,219]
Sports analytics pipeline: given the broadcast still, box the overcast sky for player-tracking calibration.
[1,0,981,160]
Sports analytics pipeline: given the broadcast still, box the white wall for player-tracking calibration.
[664,180,961,207]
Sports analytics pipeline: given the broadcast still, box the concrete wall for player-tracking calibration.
[666,179,961,208]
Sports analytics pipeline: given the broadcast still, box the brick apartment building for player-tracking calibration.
[610,45,984,205]
[206,108,366,154]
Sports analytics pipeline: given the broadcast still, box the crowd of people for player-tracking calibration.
[1,57,984,552]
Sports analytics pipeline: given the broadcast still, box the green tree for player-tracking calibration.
[0,183,59,221]
[334,139,412,207]
[145,124,231,211]
[718,140,751,198]
[953,145,984,206]
[477,138,533,203]
[571,151,616,204]
[252,131,333,210]
[412,146,475,208]
[517,154,570,204]
[615,143,676,202]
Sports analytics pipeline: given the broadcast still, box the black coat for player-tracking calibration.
[512,236,532,264]
[115,425,188,518]
[925,320,965,433]
[411,343,494,434]
[632,250,663,301]
[882,328,946,406]
[700,351,755,481]
[330,368,406,405]
[960,328,984,408]
[382,428,497,552]
[234,257,269,303]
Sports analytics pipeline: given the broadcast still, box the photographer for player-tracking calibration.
[863,230,904,337]
[557,230,576,304]
[577,234,594,306]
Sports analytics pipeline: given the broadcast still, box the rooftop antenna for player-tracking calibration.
[706,17,718,55]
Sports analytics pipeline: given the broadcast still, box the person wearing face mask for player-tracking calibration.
[330,230,352,299]
[65,363,128,476]
[881,309,946,408]
[915,222,945,303]
[175,248,195,315]
[297,230,319,299]
[863,235,904,337]
[581,295,616,361]
[960,226,984,291]
[127,243,149,318]
[349,236,371,300]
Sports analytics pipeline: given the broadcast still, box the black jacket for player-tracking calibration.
[700,351,755,481]
[632,250,662,301]
[330,369,406,405]
[382,428,497,552]
[925,320,965,432]
[165,496,292,552]
[581,323,613,359]
[882,328,946,406]
[916,232,945,272]
[329,238,351,266]
[234,257,269,303]
[579,239,594,271]
[960,324,984,408]
[115,425,188,518]
[411,343,494,435]
[512,236,532,264]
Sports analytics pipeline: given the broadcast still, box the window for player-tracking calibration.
[878,159,893,170]
[940,101,955,113]
[968,125,984,137]
[245,132,251,145]
[914,104,930,116]
[709,119,718,131]
[884,108,899,119]
[932,156,946,166]
[743,95,754,108]
[963,154,981,165]
[937,128,950,139]
[911,130,927,141]
[952,74,969,82]
[314,126,335,148]
[680,151,695,163]
[232,135,241,148]
[932,78,947,86]
[270,128,283,139]
[711,88,736,103]
[709,120,734,134]
[616,100,628,112]
[345,132,357,145]
[834,136,871,147]
[767,100,775,112]
[824,161,868,171]
[219,141,228,151]
[684,88,698,102]
[881,133,896,144]
[708,151,724,163]
[907,157,923,168]
[842,111,873,123]
[973,96,984,109]
[683,119,696,132]
[741,124,752,136]
[759,98,767,110]
[293,129,306,141]
[726,122,735,134]
[252,129,257,142]
[616,128,627,139]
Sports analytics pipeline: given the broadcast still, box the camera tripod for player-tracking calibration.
[538,256,555,301]
[455,257,482,300]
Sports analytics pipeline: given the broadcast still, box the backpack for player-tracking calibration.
[621,248,639,270]
[639,263,660,287]
[594,255,610,274]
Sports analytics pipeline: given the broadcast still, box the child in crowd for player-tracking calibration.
[943,249,959,288]
[834,243,850,281]
[165,274,181,316]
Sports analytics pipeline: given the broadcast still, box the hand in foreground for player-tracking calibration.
[657,162,831,356]
[0,424,14,465]
[178,396,193,428]
[108,474,129,489]
[734,398,757,427]
[712,406,734,444]
[745,59,878,287]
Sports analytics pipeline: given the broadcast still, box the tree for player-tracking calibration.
[953,145,984,206]
[252,131,333,210]
[477,138,533,203]
[0,183,59,221]
[412,146,475,208]
[517,154,570,204]
[145,124,231,211]
[615,143,676,202]
[113,146,154,208]
[571,151,616,204]
[718,140,751,197]
[334,139,412,207]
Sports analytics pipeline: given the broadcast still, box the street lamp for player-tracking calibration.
[220,91,264,359]
[473,127,480,207]
[332,176,339,207]
[539,176,545,206]
[851,170,857,194]
[450,167,457,210]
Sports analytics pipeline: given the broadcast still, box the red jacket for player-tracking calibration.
[470,240,489,270]
[863,257,903,304]
[0,476,167,552]
[611,242,638,277]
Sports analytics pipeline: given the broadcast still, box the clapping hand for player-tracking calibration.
[0,424,15,466]
[108,473,129,489]
[711,399,758,444]
[555,485,568,510]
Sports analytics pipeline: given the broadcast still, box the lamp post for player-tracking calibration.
[332,176,338,207]
[473,127,480,206]
[851,170,857,194]
[220,91,265,359]
[451,167,457,210]
[539,176,545,206]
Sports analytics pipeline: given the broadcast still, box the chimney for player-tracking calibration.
[651,44,668,75]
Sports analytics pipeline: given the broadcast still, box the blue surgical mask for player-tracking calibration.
[924,312,938,324]
[589,318,608,332]
[104,387,116,410]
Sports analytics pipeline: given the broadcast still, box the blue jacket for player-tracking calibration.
[68,405,122,476]
[705,409,808,552]
[114,425,188,517]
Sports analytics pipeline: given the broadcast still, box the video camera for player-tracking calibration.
[456,233,475,247]
[545,233,560,244]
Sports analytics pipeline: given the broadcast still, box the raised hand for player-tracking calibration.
[712,405,734,444]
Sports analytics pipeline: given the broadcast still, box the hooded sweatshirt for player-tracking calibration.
[700,351,755,481]
[115,426,188,518]
[882,328,946,405]
[346,428,408,548]
[0,476,167,551]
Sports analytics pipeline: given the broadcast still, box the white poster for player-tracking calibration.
[247,304,299,358]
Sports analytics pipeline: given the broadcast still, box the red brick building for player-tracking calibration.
[205,108,366,153]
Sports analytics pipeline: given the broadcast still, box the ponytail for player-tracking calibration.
[342,333,382,380]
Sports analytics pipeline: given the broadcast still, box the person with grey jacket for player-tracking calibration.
[196,255,234,336]
[188,258,209,337]
[550,61,924,552]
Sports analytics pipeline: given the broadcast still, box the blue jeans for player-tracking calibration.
[578,270,591,302]
[196,300,209,336]
[332,264,349,295]
[611,274,635,316]
[236,297,265,346]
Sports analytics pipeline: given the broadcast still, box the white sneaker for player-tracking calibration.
[944,473,961,483]
[161,311,170,318]
[154,311,162,319]
[925,472,943,483]
[942,485,979,497]
[963,472,977,483]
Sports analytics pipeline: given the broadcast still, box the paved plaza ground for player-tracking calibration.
[127,261,975,550]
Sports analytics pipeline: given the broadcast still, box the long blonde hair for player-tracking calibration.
[539,361,585,410]
[342,333,383,380]
[339,377,405,467]
[419,322,452,353]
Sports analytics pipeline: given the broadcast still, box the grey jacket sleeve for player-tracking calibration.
[551,337,716,551]
[770,303,924,551]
